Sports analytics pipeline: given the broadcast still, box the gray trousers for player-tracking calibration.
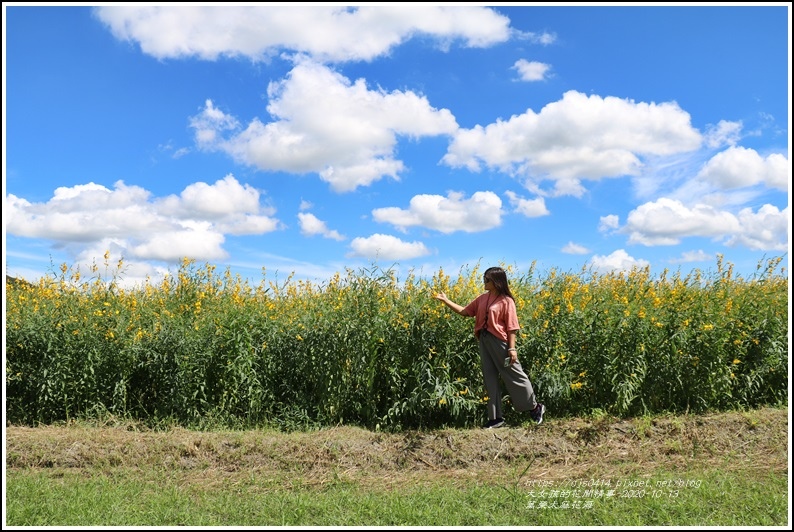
[478,329,538,420]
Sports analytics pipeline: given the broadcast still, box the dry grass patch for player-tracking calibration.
[6,407,787,492]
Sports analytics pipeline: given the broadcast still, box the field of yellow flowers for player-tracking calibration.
[5,254,788,431]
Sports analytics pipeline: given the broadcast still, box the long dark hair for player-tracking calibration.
[484,266,514,300]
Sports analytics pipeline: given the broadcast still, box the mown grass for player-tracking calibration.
[5,406,789,527]
[5,460,787,526]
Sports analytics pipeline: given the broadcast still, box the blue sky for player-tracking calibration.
[4,4,791,288]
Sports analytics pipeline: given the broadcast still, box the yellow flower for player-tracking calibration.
[732,359,741,365]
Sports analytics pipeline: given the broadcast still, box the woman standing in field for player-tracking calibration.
[434,266,545,429]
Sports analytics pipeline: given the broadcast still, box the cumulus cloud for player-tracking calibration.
[512,59,551,82]
[93,5,512,63]
[347,234,430,260]
[298,212,346,241]
[158,174,265,219]
[624,198,740,246]
[129,224,229,261]
[443,90,702,197]
[189,60,458,192]
[589,249,650,274]
[5,175,281,263]
[372,190,502,233]
[505,190,549,217]
[599,214,620,233]
[726,205,789,251]
[623,198,788,251]
[696,146,789,192]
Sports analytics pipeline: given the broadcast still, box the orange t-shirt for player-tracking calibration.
[462,292,520,341]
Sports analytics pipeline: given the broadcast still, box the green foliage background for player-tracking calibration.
[5,255,788,431]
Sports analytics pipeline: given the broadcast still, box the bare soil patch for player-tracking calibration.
[5,407,788,490]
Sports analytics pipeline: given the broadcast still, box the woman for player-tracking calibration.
[434,266,545,428]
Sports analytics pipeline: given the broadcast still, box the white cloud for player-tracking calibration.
[696,146,789,192]
[298,212,346,241]
[189,100,240,149]
[599,214,620,233]
[589,249,649,274]
[516,31,557,46]
[159,174,265,218]
[624,198,740,246]
[623,198,788,251]
[512,59,551,82]
[189,60,459,192]
[562,242,589,255]
[7,182,165,241]
[703,120,742,148]
[347,234,430,260]
[214,214,281,236]
[51,181,123,202]
[372,190,502,233]
[5,175,281,264]
[505,190,549,217]
[129,225,228,261]
[443,90,702,197]
[727,205,789,251]
[94,5,512,63]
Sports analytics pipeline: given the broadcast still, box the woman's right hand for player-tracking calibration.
[434,292,465,315]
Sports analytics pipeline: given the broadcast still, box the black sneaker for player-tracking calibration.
[483,418,505,429]
[530,404,545,424]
